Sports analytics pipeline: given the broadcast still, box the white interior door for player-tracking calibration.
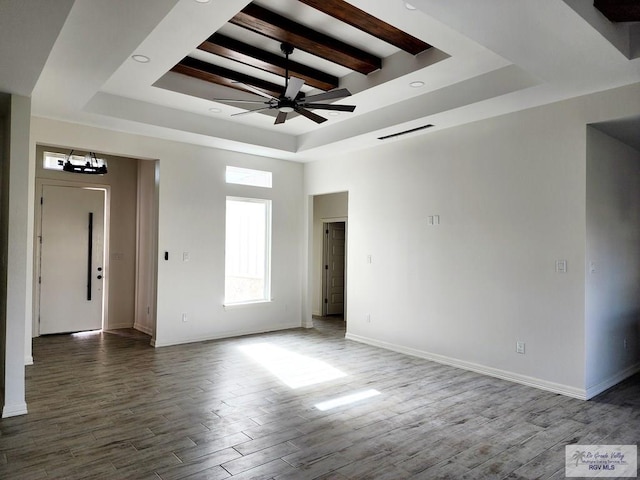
[39,185,106,334]
[323,222,345,316]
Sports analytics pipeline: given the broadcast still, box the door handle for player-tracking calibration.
[87,212,93,301]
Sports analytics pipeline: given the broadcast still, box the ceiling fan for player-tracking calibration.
[213,43,356,125]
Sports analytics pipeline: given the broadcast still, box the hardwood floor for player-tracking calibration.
[1,318,638,479]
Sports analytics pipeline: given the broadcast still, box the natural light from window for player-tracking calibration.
[238,343,347,389]
[314,389,381,411]
[226,166,272,188]
[225,197,271,304]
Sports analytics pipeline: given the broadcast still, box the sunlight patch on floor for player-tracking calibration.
[314,389,381,411]
[71,330,102,337]
[238,343,347,389]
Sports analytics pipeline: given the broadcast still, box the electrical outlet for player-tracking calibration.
[516,341,525,354]
[181,313,188,322]
[366,314,371,323]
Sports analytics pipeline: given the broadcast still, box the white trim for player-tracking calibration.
[585,363,640,399]
[2,402,28,418]
[107,322,136,331]
[223,299,273,310]
[345,332,587,400]
[152,322,299,348]
[24,356,33,366]
[133,322,154,336]
[33,178,111,336]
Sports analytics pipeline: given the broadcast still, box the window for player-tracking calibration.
[43,150,108,174]
[225,197,272,304]
[226,166,272,188]
[43,151,67,171]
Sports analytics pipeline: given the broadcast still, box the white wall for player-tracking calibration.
[585,127,640,397]
[31,117,304,348]
[312,192,348,316]
[3,95,32,417]
[304,82,640,398]
[0,102,8,394]
[135,160,158,336]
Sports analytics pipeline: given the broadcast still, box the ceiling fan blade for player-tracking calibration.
[296,107,327,124]
[284,77,305,100]
[304,88,352,103]
[301,103,356,112]
[232,81,277,100]
[231,106,272,117]
[275,111,288,124]
[212,98,269,105]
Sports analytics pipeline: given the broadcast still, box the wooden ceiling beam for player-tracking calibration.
[297,0,431,55]
[230,3,382,75]
[198,33,339,91]
[171,57,283,98]
[594,0,640,22]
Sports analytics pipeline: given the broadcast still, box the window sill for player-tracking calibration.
[223,299,273,310]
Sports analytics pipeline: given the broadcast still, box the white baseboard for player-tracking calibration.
[133,322,154,336]
[25,356,33,366]
[152,323,301,348]
[2,402,28,418]
[345,333,587,400]
[105,322,134,331]
[585,363,640,399]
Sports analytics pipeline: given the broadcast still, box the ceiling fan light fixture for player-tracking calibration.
[410,81,425,88]
[213,43,356,125]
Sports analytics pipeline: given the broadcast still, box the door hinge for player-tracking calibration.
[324,298,328,303]
[325,264,328,270]
[40,196,43,205]
[38,276,41,284]
[325,229,329,235]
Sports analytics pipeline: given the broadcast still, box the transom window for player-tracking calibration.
[225,166,272,188]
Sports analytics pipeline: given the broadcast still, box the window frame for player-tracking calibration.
[224,196,272,306]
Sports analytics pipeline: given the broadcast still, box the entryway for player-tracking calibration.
[38,184,106,334]
[323,221,345,316]
[312,191,348,324]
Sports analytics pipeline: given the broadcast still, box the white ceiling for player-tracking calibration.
[2,0,639,161]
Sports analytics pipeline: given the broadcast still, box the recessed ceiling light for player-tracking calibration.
[195,0,211,3]
[405,2,417,10]
[410,81,425,88]
[328,112,340,116]
[131,54,150,63]
[209,107,221,113]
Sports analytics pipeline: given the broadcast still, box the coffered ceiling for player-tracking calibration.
[2,0,640,161]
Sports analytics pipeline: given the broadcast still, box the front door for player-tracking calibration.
[39,185,106,334]
[323,221,345,316]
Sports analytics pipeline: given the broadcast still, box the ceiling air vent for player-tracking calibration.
[378,124,434,140]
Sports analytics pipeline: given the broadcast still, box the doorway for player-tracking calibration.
[38,184,107,334]
[323,221,346,316]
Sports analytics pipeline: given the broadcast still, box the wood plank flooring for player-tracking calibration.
[1,318,638,479]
